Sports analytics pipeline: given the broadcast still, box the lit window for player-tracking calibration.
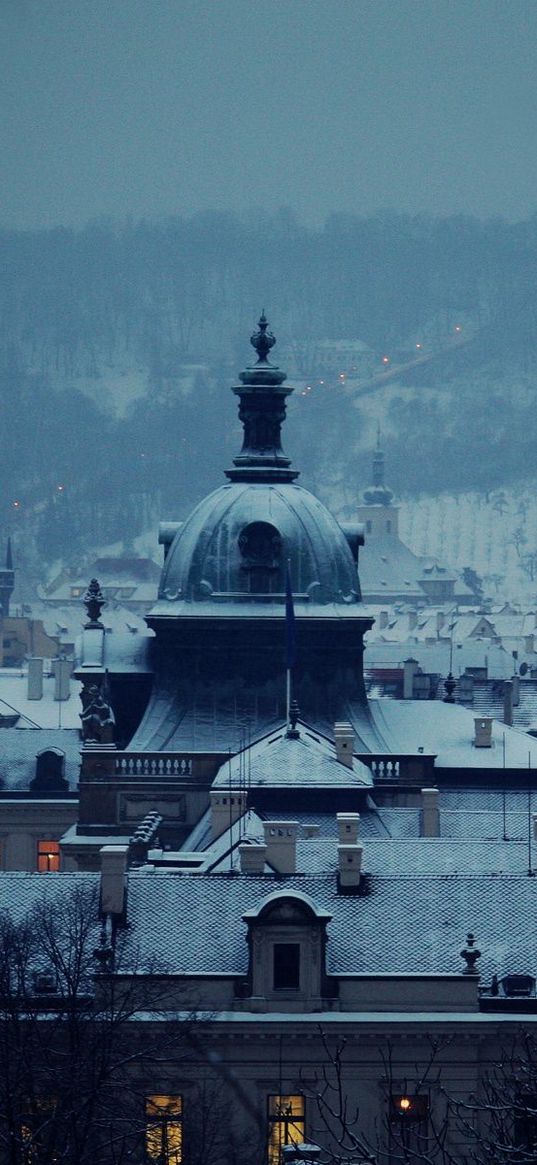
[268,1095,305,1165]
[37,841,60,873]
[146,1095,182,1165]
[70,587,82,598]
[273,943,300,991]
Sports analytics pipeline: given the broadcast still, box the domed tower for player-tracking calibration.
[130,316,373,752]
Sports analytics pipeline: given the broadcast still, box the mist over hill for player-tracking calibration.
[2,210,537,589]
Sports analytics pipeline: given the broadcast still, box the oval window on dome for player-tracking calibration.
[238,522,282,592]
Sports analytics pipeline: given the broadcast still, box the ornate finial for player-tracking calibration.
[83,578,105,628]
[376,421,381,451]
[250,311,276,365]
[5,537,13,572]
[443,673,456,703]
[286,698,300,739]
[460,932,481,975]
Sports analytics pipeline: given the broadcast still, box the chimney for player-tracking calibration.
[474,717,493,748]
[379,610,389,630]
[100,845,128,916]
[436,611,445,634]
[337,843,363,891]
[403,658,419,699]
[334,723,355,768]
[239,843,267,873]
[262,821,299,874]
[301,823,320,838]
[420,788,440,838]
[512,674,520,707]
[337,812,360,843]
[503,679,514,727]
[210,789,248,840]
[27,657,43,701]
[52,657,71,701]
[408,610,418,631]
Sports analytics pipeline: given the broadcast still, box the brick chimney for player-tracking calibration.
[100,845,128,916]
[334,723,355,768]
[262,821,299,874]
[337,844,363,891]
[337,812,360,843]
[210,789,248,840]
[239,843,267,873]
[379,610,389,630]
[420,788,440,838]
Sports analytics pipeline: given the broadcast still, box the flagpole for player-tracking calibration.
[285,559,295,732]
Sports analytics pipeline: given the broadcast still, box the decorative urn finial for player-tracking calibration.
[83,578,105,629]
[250,311,276,365]
[460,932,481,974]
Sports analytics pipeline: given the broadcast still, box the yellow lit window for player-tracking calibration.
[37,841,60,873]
[146,1095,182,1165]
[267,1095,305,1165]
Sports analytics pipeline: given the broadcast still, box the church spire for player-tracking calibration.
[362,425,394,507]
[225,313,299,484]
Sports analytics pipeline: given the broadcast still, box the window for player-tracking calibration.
[366,520,372,534]
[273,943,300,991]
[146,1095,182,1165]
[37,841,60,873]
[386,520,392,533]
[268,1095,305,1165]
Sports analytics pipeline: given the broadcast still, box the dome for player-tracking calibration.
[158,481,360,607]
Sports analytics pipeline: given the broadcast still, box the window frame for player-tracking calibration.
[36,840,61,873]
[267,1094,305,1165]
[145,1094,183,1165]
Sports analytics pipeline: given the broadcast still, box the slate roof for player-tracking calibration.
[0,727,81,790]
[0,670,81,729]
[123,869,537,984]
[212,724,373,790]
[363,698,537,768]
[1,859,537,988]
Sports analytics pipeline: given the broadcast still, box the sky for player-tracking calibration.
[2,0,537,230]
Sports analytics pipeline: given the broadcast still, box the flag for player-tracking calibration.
[285,560,296,671]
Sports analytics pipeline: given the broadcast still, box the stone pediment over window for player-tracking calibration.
[238,891,334,1013]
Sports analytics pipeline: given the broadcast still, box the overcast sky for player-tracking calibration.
[2,0,537,230]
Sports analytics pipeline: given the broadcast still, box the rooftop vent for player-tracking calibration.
[501,974,535,997]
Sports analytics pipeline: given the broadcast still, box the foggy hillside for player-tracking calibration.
[2,210,537,585]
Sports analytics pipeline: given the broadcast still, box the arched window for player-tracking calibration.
[238,522,282,593]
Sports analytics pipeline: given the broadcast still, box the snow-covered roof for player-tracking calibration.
[0,727,81,791]
[0,670,81,729]
[365,698,537,769]
[211,723,373,790]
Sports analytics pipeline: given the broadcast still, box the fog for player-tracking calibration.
[2,0,537,229]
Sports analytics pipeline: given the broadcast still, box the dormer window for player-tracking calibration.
[241,891,333,1010]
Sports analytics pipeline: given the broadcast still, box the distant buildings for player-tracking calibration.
[2,318,537,1164]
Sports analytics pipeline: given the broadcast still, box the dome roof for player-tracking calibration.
[158,481,360,607]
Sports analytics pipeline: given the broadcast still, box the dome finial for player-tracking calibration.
[250,311,276,365]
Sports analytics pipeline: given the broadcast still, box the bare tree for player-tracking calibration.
[0,884,219,1165]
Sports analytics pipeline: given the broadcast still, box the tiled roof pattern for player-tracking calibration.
[0,728,81,790]
[212,725,373,790]
[124,870,537,983]
[0,866,536,986]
